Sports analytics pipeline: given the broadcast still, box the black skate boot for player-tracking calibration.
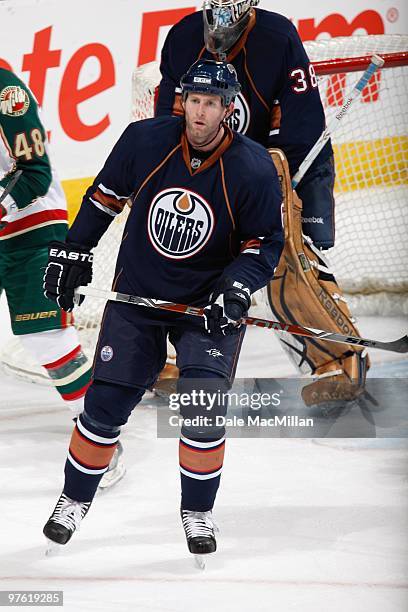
[181,508,217,567]
[43,493,91,549]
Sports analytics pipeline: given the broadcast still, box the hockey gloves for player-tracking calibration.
[43,241,93,312]
[204,278,251,336]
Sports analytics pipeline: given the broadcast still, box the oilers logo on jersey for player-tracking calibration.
[226,92,250,134]
[147,188,214,259]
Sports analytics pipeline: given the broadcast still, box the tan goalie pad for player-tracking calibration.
[267,149,369,404]
[153,342,178,397]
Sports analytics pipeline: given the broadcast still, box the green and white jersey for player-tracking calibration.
[0,68,68,250]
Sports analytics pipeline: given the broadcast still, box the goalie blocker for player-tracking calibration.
[267,149,369,408]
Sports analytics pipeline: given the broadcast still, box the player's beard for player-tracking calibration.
[185,116,225,149]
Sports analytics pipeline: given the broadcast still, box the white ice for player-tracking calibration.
[0,296,407,612]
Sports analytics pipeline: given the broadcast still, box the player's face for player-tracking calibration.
[184,93,229,146]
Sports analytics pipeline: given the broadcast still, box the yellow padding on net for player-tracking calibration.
[333,136,408,193]
[61,177,94,226]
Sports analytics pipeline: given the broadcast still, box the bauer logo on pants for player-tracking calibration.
[148,188,214,259]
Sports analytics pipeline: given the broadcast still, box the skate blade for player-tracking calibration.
[45,538,63,557]
[98,463,126,489]
[194,555,206,570]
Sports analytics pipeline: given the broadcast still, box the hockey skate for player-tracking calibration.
[43,493,91,553]
[181,508,218,569]
[98,440,126,489]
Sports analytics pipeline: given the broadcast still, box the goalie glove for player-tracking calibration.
[203,278,251,336]
[43,241,93,312]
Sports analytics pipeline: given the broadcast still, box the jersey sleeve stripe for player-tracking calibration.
[89,197,118,217]
[93,187,128,211]
[98,183,131,199]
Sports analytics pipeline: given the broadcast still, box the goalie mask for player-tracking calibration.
[203,0,260,55]
[180,59,241,106]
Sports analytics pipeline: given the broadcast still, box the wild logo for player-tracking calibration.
[0,85,30,117]
[148,188,214,259]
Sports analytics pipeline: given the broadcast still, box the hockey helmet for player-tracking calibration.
[180,59,241,106]
[203,0,260,54]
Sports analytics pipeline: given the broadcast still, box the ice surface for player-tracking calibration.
[1,296,407,611]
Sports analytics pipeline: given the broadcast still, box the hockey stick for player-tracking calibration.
[291,54,384,188]
[0,169,22,207]
[0,170,23,229]
[74,286,408,353]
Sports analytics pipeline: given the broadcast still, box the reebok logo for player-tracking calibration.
[302,216,324,224]
[318,289,352,335]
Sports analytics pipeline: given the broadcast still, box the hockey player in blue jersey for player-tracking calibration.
[42,60,284,559]
[156,0,369,410]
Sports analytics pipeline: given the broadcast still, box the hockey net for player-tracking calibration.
[1,34,407,382]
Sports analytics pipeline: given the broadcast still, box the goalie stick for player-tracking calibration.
[74,286,408,354]
[291,54,385,188]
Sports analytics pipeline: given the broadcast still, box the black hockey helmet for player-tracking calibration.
[180,59,241,106]
[203,0,260,54]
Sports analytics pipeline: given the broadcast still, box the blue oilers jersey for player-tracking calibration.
[156,9,332,177]
[68,117,283,324]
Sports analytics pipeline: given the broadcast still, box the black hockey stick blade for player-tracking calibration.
[377,334,408,354]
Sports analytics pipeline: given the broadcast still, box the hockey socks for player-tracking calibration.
[179,435,225,511]
[19,328,92,415]
[43,345,91,411]
[64,412,121,502]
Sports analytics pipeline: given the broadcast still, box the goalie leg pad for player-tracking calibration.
[267,149,370,407]
[301,351,369,410]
